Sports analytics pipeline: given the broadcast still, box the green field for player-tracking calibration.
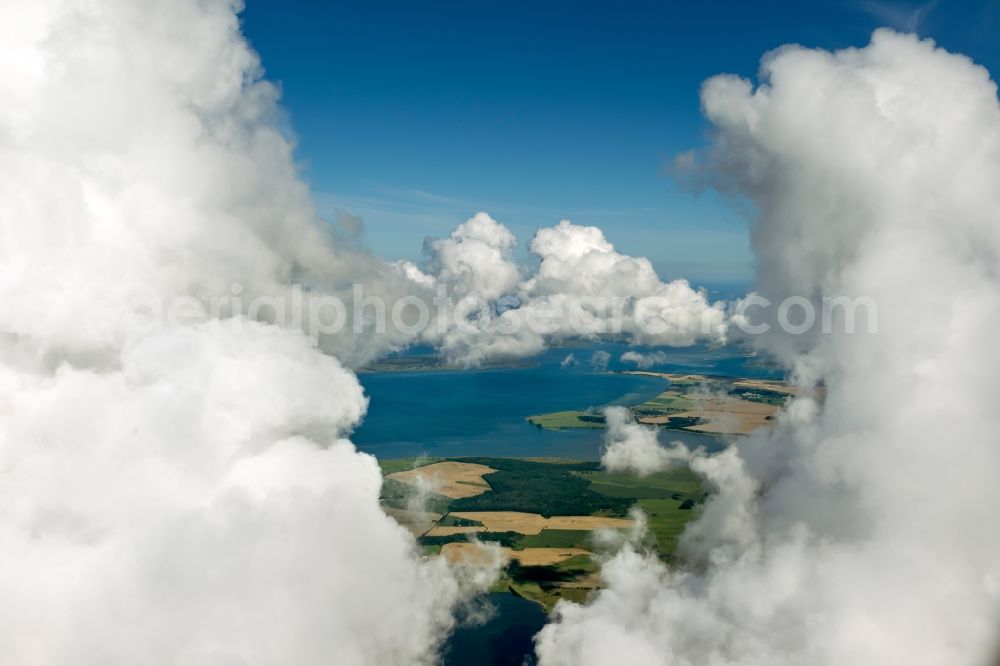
[637,498,699,555]
[552,554,593,571]
[520,529,593,549]
[491,557,598,611]
[631,390,698,418]
[581,467,703,499]
[528,388,700,431]
[526,379,704,431]
[526,410,606,429]
[582,467,704,557]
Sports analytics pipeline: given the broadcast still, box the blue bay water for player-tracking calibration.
[442,593,546,666]
[353,342,779,460]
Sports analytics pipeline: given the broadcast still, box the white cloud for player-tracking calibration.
[523,221,729,347]
[600,407,690,476]
[16,3,996,665]
[537,30,1000,666]
[419,217,732,365]
[591,350,611,371]
[423,211,521,301]
[620,350,668,368]
[0,2,493,664]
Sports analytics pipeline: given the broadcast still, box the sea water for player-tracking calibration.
[442,593,547,666]
[352,342,778,460]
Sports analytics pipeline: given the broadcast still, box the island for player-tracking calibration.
[527,372,796,436]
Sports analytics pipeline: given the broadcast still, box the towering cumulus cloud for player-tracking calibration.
[601,406,688,477]
[423,212,522,301]
[416,217,729,365]
[0,1,492,664]
[537,30,1000,666]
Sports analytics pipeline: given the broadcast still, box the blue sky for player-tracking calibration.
[241,0,999,286]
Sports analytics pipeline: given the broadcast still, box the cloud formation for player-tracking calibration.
[537,30,1000,666]
[601,406,690,476]
[0,1,492,664]
[422,212,521,302]
[620,350,668,368]
[0,2,729,662]
[15,3,992,666]
[414,218,730,365]
[522,221,728,347]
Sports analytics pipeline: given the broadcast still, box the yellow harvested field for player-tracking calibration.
[386,461,496,499]
[452,511,546,534]
[450,511,634,535]
[674,395,776,435]
[440,543,589,567]
[629,385,782,435]
[440,542,506,567]
[513,548,590,566]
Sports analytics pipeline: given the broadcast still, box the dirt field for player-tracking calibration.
[672,396,776,435]
[636,396,777,435]
[386,461,496,499]
[450,511,635,535]
[440,542,589,567]
[513,548,590,566]
[439,542,505,567]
